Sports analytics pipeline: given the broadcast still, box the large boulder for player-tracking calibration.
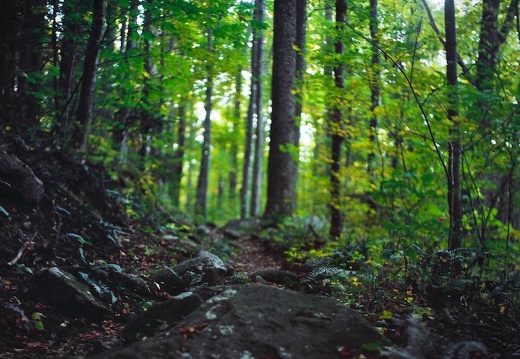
[93,284,387,359]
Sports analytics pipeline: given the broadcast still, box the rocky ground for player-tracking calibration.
[0,137,519,358]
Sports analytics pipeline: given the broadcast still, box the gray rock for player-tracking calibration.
[0,151,44,204]
[251,269,300,285]
[161,235,200,256]
[38,267,109,319]
[106,271,152,297]
[222,218,263,239]
[92,285,387,359]
[123,291,204,343]
[148,251,231,294]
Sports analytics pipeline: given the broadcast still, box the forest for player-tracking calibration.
[0,0,519,358]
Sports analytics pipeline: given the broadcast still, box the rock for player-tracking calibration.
[148,251,232,294]
[93,285,387,359]
[161,235,200,256]
[123,291,204,343]
[105,270,152,297]
[37,267,109,320]
[251,269,300,285]
[0,151,44,204]
[222,218,263,239]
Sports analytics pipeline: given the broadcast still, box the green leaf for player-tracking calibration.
[379,310,393,319]
[142,31,156,42]
[34,321,45,331]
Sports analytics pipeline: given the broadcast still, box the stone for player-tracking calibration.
[37,267,109,320]
[251,269,300,285]
[93,284,387,359]
[148,251,232,295]
[0,151,44,204]
[123,291,204,343]
[222,218,264,239]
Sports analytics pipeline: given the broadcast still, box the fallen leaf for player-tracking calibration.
[338,345,358,358]
[177,322,209,339]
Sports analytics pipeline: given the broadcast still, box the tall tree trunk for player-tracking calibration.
[17,0,46,132]
[230,67,241,210]
[445,0,462,249]
[474,0,518,237]
[329,0,346,239]
[112,0,139,160]
[240,45,255,218]
[170,100,188,207]
[367,0,380,184]
[0,0,19,126]
[73,0,105,150]
[138,0,158,161]
[475,0,500,93]
[195,29,214,218]
[420,0,471,80]
[264,0,299,218]
[251,0,266,217]
[294,0,306,132]
[56,0,83,145]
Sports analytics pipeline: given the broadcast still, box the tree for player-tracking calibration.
[17,0,47,132]
[250,0,267,217]
[445,0,462,249]
[111,0,140,160]
[264,0,300,218]
[73,0,105,150]
[367,0,380,183]
[195,29,214,218]
[328,0,347,239]
[170,99,188,207]
[56,0,85,145]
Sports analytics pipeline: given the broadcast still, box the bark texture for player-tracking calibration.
[329,0,346,239]
[445,0,462,249]
[74,0,105,150]
[264,0,299,218]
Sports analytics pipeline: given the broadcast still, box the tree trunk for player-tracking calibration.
[420,0,471,80]
[56,0,83,145]
[195,29,214,218]
[251,0,266,217]
[112,0,139,160]
[17,0,46,132]
[367,0,380,183]
[170,100,188,207]
[445,0,462,249]
[264,0,299,218]
[0,0,20,129]
[475,0,500,92]
[73,0,105,150]
[138,0,158,161]
[474,0,518,238]
[294,0,306,130]
[329,0,346,239]
[230,67,241,210]
[240,47,255,218]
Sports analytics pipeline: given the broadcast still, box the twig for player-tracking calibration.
[8,234,37,266]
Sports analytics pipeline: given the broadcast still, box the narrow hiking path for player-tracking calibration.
[229,236,285,274]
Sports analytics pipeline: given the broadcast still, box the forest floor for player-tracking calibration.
[0,136,288,358]
[0,137,519,358]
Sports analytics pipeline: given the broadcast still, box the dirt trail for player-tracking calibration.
[229,236,285,274]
